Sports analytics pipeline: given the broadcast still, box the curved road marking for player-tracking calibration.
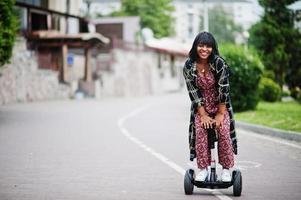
[117,104,232,200]
[235,161,262,171]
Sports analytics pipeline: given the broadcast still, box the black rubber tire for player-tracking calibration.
[233,170,242,197]
[184,169,194,195]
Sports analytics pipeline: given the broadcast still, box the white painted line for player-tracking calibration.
[117,104,233,200]
[212,191,233,200]
[236,161,262,168]
[235,160,262,171]
[239,129,301,150]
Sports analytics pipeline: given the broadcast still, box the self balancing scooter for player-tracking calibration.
[184,127,242,196]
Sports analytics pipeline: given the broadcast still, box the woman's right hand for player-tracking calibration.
[197,106,215,129]
[200,114,215,129]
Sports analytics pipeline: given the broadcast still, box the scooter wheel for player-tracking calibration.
[233,170,242,196]
[184,169,194,195]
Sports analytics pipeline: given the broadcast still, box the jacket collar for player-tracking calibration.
[190,60,215,78]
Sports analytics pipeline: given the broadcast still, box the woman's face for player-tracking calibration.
[197,43,213,61]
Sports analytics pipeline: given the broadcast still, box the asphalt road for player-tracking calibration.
[0,92,300,200]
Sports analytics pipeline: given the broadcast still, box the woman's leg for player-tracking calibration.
[217,111,234,169]
[195,114,211,169]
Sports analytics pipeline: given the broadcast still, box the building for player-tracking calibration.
[83,0,121,17]
[15,0,109,97]
[173,0,258,44]
[82,0,189,94]
[232,1,259,31]
[0,0,112,104]
[83,0,261,44]
[93,16,140,43]
[18,0,85,35]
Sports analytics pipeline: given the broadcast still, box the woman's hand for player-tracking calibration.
[200,114,215,129]
[215,103,226,128]
[197,106,215,129]
[215,113,224,128]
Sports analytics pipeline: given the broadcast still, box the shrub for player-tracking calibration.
[259,77,281,102]
[220,44,263,112]
[0,0,18,67]
[262,70,275,80]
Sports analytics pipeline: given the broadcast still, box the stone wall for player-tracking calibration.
[97,49,163,97]
[95,48,186,98]
[0,38,185,104]
[0,38,70,105]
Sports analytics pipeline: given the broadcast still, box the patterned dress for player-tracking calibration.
[194,70,234,169]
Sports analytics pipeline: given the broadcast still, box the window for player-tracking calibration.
[188,13,194,38]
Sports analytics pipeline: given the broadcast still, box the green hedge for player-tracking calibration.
[259,77,281,102]
[0,0,18,67]
[220,44,263,112]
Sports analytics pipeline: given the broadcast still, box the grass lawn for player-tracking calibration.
[235,101,301,133]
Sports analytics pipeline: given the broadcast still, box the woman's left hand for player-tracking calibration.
[215,113,224,129]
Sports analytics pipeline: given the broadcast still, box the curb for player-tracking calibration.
[236,121,301,143]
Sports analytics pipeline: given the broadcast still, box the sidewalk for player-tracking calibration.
[236,121,301,143]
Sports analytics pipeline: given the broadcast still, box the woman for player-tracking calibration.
[183,32,237,182]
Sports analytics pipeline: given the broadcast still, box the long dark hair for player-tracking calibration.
[189,32,219,63]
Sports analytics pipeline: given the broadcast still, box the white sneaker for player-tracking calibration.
[195,168,208,182]
[221,169,231,182]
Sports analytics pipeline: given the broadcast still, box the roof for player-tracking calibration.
[145,38,190,57]
[28,30,110,47]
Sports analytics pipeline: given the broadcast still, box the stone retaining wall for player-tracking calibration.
[96,48,185,98]
[0,38,70,105]
[0,38,185,104]
[100,49,161,97]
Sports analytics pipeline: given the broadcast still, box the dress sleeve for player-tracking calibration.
[215,57,230,104]
[183,62,204,108]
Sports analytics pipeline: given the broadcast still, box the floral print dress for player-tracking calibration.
[194,70,234,169]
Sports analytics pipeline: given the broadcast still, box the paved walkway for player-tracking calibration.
[0,93,300,200]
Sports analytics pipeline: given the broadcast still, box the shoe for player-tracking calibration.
[221,169,231,182]
[195,168,208,182]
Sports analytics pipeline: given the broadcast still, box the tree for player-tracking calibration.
[109,0,175,38]
[205,5,243,44]
[249,0,301,90]
[0,0,18,67]
[285,24,301,91]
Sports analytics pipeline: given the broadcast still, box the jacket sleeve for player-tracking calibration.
[215,57,230,104]
[183,62,204,108]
